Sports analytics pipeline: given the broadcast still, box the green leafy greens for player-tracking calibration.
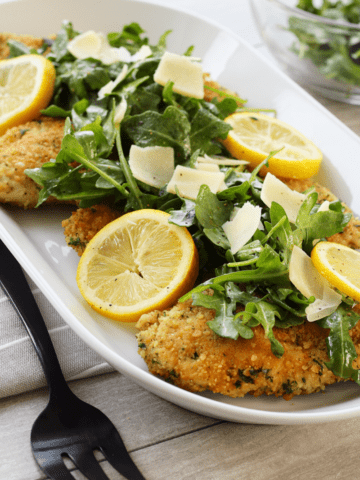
[23,20,240,210]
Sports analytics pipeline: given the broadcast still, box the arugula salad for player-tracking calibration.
[289,0,360,87]
[10,20,360,386]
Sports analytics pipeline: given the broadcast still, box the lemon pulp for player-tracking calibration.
[76,210,199,321]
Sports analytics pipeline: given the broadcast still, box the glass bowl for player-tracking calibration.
[250,0,360,104]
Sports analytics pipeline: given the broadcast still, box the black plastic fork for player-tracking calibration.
[0,240,146,480]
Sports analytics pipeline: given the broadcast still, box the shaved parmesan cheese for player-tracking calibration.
[197,155,248,166]
[114,97,127,124]
[166,165,225,200]
[290,245,324,299]
[129,145,174,189]
[317,200,330,212]
[289,245,341,321]
[100,46,131,64]
[67,31,132,65]
[305,296,341,322]
[98,65,128,99]
[132,45,152,62]
[260,173,307,223]
[222,202,262,254]
[154,52,204,99]
[195,162,220,172]
[67,31,106,59]
[68,31,153,67]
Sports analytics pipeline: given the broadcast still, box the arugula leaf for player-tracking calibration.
[41,105,71,117]
[48,20,79,62]
[210,97,240,119]
[268,201,298,264]
[192,284,255,340]
[169,197,196,227]
[126,85,161,115]
[239,301,285,358]
[318,305,360,384]
[189,107,232,155]
[295,192,351,253]
[195,185,233,229]
[203,227,231,250]
[122,106,191,161]
[115,126,144,210]
[107,22,149,53]
[7,40,32,58]
[56,59,111,99]
[266,286,311,317]
[182,244,289,301]
[26,116,127,206]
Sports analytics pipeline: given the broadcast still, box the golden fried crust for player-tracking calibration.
[203,73,245,106]
[0,116,65,208]
[136,298,360,400]
[0,33,44,59]
[62,204,122,256]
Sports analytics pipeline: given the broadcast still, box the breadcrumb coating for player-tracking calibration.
[0,33,44,60]
[136,297,360,400]
[203,73,245,105]
[62,204,122,256]
[0,116,66,208]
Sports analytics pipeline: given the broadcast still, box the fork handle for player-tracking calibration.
[0,240,70,398]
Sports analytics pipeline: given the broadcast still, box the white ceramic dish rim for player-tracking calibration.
[1,0,360,425]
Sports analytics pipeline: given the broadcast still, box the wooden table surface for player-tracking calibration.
[1,1,360,479]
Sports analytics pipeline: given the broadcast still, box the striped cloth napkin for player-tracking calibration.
[0,271,114,399]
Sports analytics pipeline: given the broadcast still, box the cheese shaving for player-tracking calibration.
[222,202,262,254]
[289,245,341,321]
[260,173,307,223]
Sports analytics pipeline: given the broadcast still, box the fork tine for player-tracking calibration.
[32,450,75,480]
[67,450,110,480]
[99,430,145,480]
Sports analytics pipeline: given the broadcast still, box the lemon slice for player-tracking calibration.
[0,54,56,135]
[222,112,323,179]
[76,209,199,322]
[311,241,360,302]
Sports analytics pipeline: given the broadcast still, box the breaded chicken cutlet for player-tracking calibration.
[0,116,66,208]
[136,298,360,400]
[0,32,64,208]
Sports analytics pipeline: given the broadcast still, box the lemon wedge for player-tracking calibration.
[76,209,199,322]
[311,241,360,303]
[222,112,323,179]
[0,54,55,136]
